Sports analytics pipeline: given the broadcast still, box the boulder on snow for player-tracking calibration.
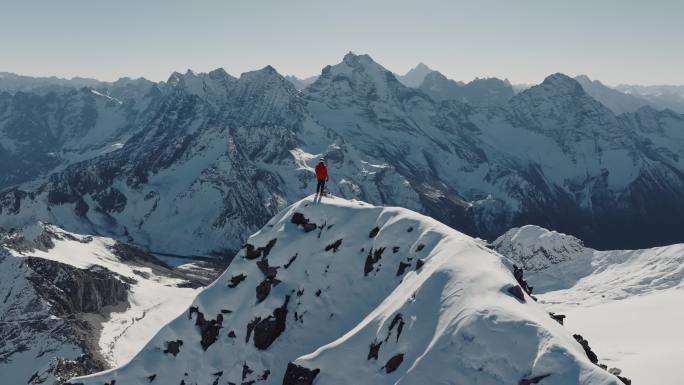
[505,285,526,303]
[324,239,343,253]
[282,363,320,385]
[383,353,404,373]
[228,273,247,288]
[291,213,317,232]
[163,340,183,357]
[369,227,380,238]
[367,341,382,360]
[573,334,598,364]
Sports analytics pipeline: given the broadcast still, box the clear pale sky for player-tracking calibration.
[1,0,682,85]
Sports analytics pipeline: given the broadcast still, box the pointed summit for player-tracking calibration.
[396,62,435,87]
[305,52,406,104]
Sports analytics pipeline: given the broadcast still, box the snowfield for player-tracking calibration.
[73,197,621,385]
[495,225,684,385]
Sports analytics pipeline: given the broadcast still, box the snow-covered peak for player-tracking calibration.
[73,196,620,385]
[164,68,237,97]
[305,52,407,104]
[493,225,588,272]
[539,73,585,94]
[395,62,435,87]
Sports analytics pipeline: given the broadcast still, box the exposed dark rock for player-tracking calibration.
[506,285,526,303]
[407,227,413,232]
[163,340,183,357]
[386,314,405,342]
[396,261,411,276]
[258,370,270,380]
[368,340,382,360]
[284,254,297,269]
[364,247,385,276]
[384,353,404,374]
[256,280,271,303]
[369,227,380,238]
[188,309,223,351]
[291,212,307,225]
[324,239,343,253]
[519,373,551,385]
[573,334,598,364]
[242,362,253,380]
[315,289,322,297]
[291,213,317,232]
[147,374,156,382]
[416,244,424,252]
[246,317,262,343]
[228,330,236,338]
[549,312,566,325]
[513,264,534,296]
[256,258,278,279]
[26,257,129,315]
[253,296,290,350]
[282,363,320,385]
[244,239,277,260]
[392,246,400,253]
[221,309,233,314]
[415,259,425,270]
[228,274,247,288]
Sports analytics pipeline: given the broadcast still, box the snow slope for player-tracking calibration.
[0,224,217,384]
[73,197,620,385]
[494,225,684,384]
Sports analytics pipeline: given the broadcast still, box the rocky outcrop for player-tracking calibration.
[282,363,319,385]
[27,257,129,315]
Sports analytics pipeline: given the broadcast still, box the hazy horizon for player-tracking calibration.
[2,0,683,86]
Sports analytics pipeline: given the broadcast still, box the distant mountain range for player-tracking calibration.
[1,53,684,256]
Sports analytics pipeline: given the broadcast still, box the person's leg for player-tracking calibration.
[320,179,326,195]
[316,179,324,194]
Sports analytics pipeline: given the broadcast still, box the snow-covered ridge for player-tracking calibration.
[493,225,684,385]
[493,224,684,299]
[73,197,621,385]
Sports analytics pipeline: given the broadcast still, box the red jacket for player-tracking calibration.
[315,162,328,180]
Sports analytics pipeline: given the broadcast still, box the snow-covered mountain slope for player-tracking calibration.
[419,70,514,105]
[493,225,684,385]
[3,53,684,258]
[574,75,650,114]
[0,224,221,384]
[72,197,622,385]
[394,62,434,87]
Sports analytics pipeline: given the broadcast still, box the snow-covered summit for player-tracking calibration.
[73,196,620,385]
[395,62,435,87]
[493,224,684,299]
[493,225,588,272]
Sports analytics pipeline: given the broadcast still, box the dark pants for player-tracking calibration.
[316,179,326,194]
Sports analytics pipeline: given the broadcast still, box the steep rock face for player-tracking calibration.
[0,250,128,385]
[2,54,684,253]
[72,197,620,385]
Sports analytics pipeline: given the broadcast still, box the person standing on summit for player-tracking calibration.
[315,158,329,196]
